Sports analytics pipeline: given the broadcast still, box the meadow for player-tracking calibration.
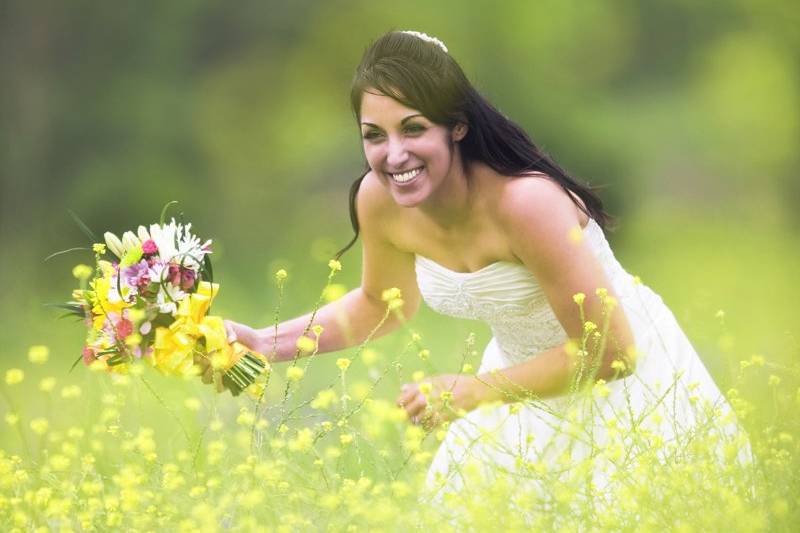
[0,208,797,532]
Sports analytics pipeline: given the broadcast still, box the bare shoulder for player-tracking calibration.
[356,171,402,235]
[494,173,585,235]
[357,170,394,217]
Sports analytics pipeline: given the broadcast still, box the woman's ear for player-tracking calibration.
[452,122,468,142]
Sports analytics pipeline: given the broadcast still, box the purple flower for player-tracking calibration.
[123,260,151,289]
[180,268,196,290]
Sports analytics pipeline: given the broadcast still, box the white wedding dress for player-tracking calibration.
[414,217,751,501]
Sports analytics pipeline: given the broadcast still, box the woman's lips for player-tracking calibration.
[387,166,424,185]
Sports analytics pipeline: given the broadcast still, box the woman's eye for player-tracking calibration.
[404,125,425,134]
[362,131,382,140]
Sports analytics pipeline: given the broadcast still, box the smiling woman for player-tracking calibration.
[222,30,752,506]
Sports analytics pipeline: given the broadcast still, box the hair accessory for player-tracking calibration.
[400,30,448,53]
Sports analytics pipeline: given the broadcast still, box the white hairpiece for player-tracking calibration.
[400,30,448,53]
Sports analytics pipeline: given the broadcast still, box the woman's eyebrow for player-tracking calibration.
[360,114,424,128]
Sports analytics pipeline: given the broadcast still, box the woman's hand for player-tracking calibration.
[395,373,485,430]
[223,319,269,356]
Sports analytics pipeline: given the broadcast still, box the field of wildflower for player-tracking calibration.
[0,207,798,532]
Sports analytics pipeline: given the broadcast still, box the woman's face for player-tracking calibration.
[359,90,464,208]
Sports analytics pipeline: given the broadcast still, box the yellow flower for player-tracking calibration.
[768,374,781,386]
[311,389,338,410]
[184,398,202,412]
[322,283,346,302]
[39,377,56,392]
[340,434,353,445]
[412,371,425,382]
[611,359,627,372]
[286,366,305,382]
[419,382,433,396]
[296,336,316,353]
[5,413,19,426]
[30,418,49,435]
[595,287,608,298]
[92,243,107,255]
[312,325,324,337]
[72,264,94,281]
[336,358,351,371]
[328,259,342,272]
[750,354,765,367]
[61,385,83,399]
[360,348,379,366]
[275,269,288,282]
[461,363,474,374]
[5,368,24,385]
[583,321,597,333]
[572,292,585,305]
[418,349,430,361]
[381,287,402,302]
[631,275,642,285]
[388,298,404,311]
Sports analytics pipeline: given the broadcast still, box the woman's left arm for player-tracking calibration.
[398,179,638,424]
[473,178,638,404]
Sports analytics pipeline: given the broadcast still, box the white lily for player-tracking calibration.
[122,231,141,252]
[104,232,125,259]
[137,225,151,243]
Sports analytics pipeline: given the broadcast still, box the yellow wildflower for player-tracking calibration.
[328,259,342,272]
[768,374,781,386]
[340,434,354,445]
[381,287,402,302]
[296,336,316,353]
[336,358,351,371]
[72,264,94,280]
[275,269,288,282]
[418,349,430,361]
[92,243,106,254]
[461,363,474,374]
[5,368,24,385]
[572,292,585,306]
[30,418,49,435]
[419,382,433,396]
[412,371,425,382]
[286,366,305,382]
[5,413,19,426]
[322,284,346,302]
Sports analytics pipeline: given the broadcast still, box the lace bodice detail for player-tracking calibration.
[414,218,639,364]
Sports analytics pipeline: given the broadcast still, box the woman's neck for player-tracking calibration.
[417,157,484,232]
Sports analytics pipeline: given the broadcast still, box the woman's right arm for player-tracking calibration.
[225,171,421,362]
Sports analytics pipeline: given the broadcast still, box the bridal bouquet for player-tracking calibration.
[60,218,267,395]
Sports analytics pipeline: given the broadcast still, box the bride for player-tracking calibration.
[221,30,750,497]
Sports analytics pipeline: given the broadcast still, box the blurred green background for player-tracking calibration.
[1,0,798,406]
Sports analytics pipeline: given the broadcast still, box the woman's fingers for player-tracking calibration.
[403,394,428,420]
[223,319,238,343]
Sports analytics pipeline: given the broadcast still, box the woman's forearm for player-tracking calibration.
[470,340,634,406]
[262,287,408,362]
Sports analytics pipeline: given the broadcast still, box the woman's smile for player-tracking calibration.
[387,166,425,185]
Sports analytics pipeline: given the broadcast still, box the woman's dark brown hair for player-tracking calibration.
[336,31,613,259]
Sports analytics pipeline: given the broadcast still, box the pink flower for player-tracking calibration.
[142,239,158,255]
[168,264,182,286]
[116,318,134,339]
[82,346,95,366]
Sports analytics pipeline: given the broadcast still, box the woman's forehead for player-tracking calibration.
[360,91,424,125]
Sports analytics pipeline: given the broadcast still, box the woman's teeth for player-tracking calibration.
[389,167,423,183]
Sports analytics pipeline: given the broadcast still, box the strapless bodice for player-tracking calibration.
[414,218,649,364]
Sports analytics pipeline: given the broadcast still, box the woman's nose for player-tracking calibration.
[386,137,409,168]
